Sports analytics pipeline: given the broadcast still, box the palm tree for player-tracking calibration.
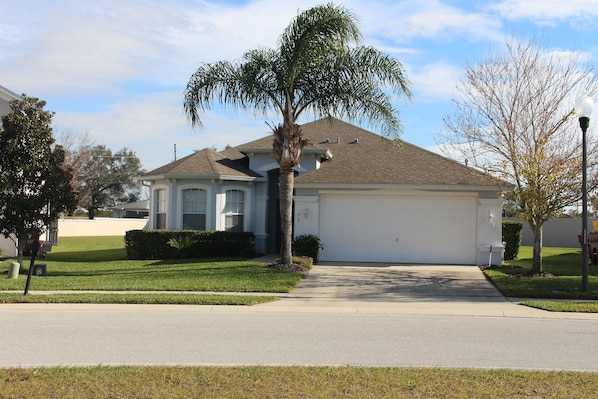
[184,3,412,265]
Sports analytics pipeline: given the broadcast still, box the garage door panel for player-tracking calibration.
[319,194,476,264]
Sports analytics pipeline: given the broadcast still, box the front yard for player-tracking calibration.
[0,236,303,305]
[483,246,598,312]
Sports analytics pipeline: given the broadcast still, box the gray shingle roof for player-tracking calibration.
[292,118,508,188]
[143,147,261,180]
[144,118,511,190]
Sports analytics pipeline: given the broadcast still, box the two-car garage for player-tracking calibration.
[318,192,478,264]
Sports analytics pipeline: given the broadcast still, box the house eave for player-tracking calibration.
[294,182,513,193]
[239,147,332,160]
[141,174,265,182]
[0,85,22,101]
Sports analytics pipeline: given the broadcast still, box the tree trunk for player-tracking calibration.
[16,233,24,271]
[529,220,543,275]
[279,165,294,265]
[272,122,307,266]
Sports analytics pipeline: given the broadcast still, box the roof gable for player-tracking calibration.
[143,148,261,180]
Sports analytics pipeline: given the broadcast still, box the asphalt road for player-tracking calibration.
[2,307,598,370]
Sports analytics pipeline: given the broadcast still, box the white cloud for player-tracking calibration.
[407,61,462,100]
[52,90,273,170]
[490,0,598,26]
[3,0,596,174]
[350,0,503,44]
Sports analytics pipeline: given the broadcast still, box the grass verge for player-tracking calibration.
[0,293,276,305]
[520,300,598,313]
[0,236,302,304]
[2,366,597,399]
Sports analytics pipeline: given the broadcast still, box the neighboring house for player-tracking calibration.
[0,84,20,117]
[109,200,149,218]
[142,118,512,265]
[0,85,22,257]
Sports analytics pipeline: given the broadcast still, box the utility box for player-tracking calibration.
[8,262,20,279]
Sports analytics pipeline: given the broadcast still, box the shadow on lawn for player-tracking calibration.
[47,249,127,263]
[47,260,266,278]
[507,249,598,277]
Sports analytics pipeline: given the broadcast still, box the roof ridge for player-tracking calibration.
[202,147,222,174]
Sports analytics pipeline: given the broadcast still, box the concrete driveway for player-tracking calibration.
[259,262,552,317]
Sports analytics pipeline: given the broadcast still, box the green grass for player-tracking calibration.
[0,236,302,303]
[0,292,276,305]
[484,246,598,299]
[520,300,598,313]
[1,366,597,398]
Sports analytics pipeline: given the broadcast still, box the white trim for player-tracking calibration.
[317,189,477,198]
[297,183,509,192]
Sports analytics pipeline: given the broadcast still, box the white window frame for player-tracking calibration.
[152,186,168,229]
[219,186,250,232]
[224,189,245,232]
[177,184,212,230]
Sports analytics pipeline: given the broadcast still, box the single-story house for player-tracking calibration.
[142,118,512,265]
[109,200,149,219]
[0,85,22,257]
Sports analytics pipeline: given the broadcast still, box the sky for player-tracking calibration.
[1,0,598,172]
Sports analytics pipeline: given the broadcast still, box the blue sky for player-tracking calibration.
[1,0,597,171]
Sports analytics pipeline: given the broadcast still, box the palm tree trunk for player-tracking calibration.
[279,165,294,265]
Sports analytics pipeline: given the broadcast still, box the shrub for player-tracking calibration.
[293,234,322,263]
[293,256,313,270]
[168,235,198,258]
[125,230,255,260]
[502,221,524,260]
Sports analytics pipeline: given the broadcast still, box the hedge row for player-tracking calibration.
[124,230,255,260]
[502,220,524,261]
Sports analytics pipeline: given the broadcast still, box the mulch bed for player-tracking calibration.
[266,262,311,274]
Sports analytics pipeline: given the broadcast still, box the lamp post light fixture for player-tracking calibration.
[575,94,594,292]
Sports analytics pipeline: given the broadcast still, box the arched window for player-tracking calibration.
[224,189,244,232]
[155,189,167,229]
[182,188,207,230]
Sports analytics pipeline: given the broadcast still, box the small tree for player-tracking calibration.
[75,145,145,219]
[441,39,598,275]
[0,95,77,266]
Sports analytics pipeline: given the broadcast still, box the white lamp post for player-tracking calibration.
[575,94,594,292]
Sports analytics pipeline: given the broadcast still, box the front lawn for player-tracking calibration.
[0,236,302,304]
[484,246,598,300]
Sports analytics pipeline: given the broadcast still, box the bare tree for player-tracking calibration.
[440,38,598,274]
[55,129,95,207]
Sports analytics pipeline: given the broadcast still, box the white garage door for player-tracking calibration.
[319,193,477,264]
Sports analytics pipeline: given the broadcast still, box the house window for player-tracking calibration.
[155,189,166,229]
[183,188,207,230]
[224,189,244,232]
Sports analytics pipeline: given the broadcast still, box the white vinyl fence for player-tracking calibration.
[504,217,596,248]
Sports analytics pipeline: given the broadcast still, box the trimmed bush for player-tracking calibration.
[292,234,323,263]
[502,221,524,260]
[125,230,255,260]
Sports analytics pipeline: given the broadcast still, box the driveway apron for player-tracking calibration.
[259,263,547,317]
